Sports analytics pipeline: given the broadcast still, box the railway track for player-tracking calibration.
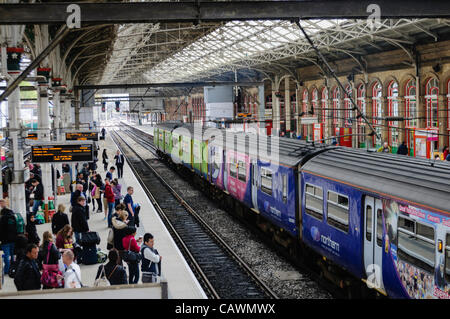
[118,123,350,299]
[111,129,278,299]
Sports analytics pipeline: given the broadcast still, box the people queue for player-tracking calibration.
[0,142,161,292]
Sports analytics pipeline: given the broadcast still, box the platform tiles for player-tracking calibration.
[0,132,206,299]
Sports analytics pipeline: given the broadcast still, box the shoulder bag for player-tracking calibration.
[41,243,64,288]
[122,238,142,263]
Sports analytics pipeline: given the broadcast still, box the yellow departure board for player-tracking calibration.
[65,132,99,141]
[31,144,93,163]
[27,132,38,140]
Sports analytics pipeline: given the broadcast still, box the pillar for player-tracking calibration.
[4,45,26,218]
[285,78,291,136]
[258,85,265,135]
[272,76,280,136]
[295,84,300,138]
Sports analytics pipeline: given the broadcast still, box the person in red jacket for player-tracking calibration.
[122,226,142,284]
[104,178,116,228]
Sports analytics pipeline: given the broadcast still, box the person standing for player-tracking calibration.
[58,250,82,288]
[123,186,135,226]
[102,149,108,172]
[90,174,104,215]
[112,179,122,207]
[71,196,89,243]
[106,166,115,181]
[104,178,116,228]
[0,199,18,275]
[14,243,41,291]
[140,233,161,283]
[114,151,125,179]
[51,204,69,236]
[122,226,142,284]
[38,231,62,289]
[25,212,40,245]
[443,146,449,160]
[31,179,44,214]
[101,127,106,140]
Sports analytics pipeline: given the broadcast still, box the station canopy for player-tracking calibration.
[98,17,450,90]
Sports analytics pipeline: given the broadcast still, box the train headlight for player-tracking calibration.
[438,240,443,253]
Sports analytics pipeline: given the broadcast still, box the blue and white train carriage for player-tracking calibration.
[301,147,450,299]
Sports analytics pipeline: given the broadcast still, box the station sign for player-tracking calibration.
[65,131,99,141]
[31,142,94,163]
[300,117,318,125]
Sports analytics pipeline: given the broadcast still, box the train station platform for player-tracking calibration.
[0,129,206,299]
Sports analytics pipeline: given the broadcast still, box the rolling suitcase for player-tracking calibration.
[81,244,98,265]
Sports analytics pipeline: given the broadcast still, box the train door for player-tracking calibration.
[363,196,385,293]
[251,159,258,209]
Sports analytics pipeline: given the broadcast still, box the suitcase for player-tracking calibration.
[81,244,98,265]
[79,231,100,246]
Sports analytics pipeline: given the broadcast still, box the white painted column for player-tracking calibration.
[272,76,280,136]
[285,77,291,136]
[37,83,52,209]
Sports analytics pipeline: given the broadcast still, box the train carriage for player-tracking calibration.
[152,122,450,299]
[302,147,450,298]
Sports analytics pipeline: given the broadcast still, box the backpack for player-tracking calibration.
[15,213,24,234]
[6,212,17,238]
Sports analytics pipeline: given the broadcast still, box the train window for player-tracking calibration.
[305,184,323,221]
[229,156,238,179]
[376,209,383,247]
[172,136,178,148]
[282,174,287,203]
[446,233,450,283]
[238,161,246,182]
[213,150,221,171]
[398,217,435,274]
[366,205,372,241]
[261,167,272,195]
[327,191,349,233]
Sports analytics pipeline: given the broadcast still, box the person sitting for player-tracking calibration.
[377,142,392,153]
[95,248,127,286]
[396,141,408,155]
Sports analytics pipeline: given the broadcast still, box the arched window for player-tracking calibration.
[321,88,328,124]
[357,84,366,144]
[302,89,309,114]
[372,82,383,145]
[311,88,318,118]
[344,84,353,126]
[332,87,340,126]
[388,81,399,147]
[405,79,417,128]
[425,78,439,128]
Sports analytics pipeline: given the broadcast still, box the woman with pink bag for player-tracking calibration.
[38,231,64,289]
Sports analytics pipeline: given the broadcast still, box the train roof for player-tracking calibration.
[210,130,334,167]
[156,123,334,167]
[155,122,183,131]
[302,147,450,215]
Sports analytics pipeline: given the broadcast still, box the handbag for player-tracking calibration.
[41,243,64,288]
[93,264,115,287]
[122,238,142,263]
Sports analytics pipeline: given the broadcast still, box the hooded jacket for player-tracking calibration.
[112,215,128,250]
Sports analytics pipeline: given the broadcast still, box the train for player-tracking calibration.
[150,122,450,299]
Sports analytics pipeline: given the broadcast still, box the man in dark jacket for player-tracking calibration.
[397,141,408,155]
[71,196,89,243]
[0,199,18,275]
[14,243,41,291]
[114,151,125,179]
[31,179,44,214]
